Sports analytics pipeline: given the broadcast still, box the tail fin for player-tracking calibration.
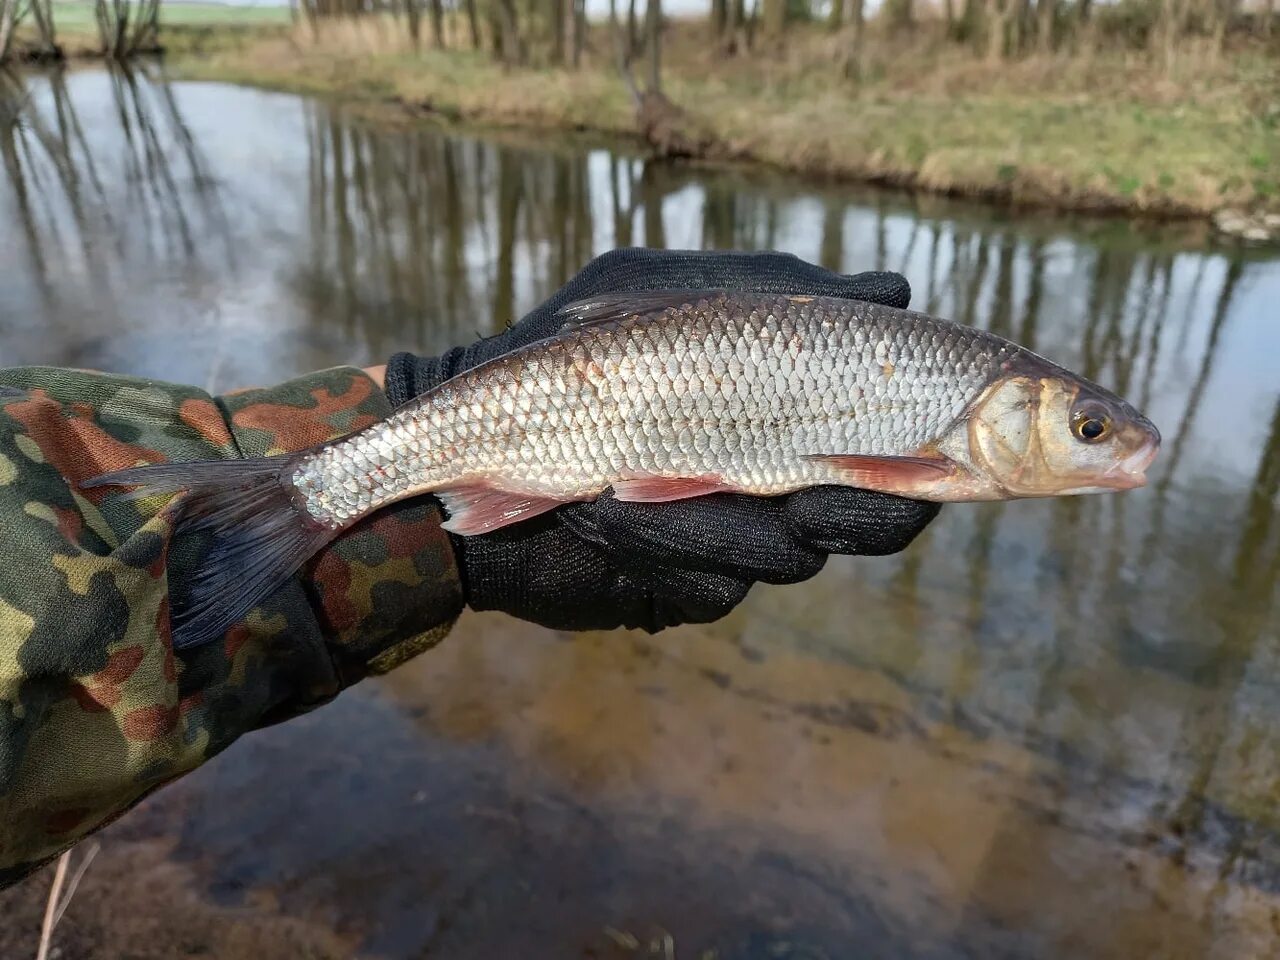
[83,456,339,650]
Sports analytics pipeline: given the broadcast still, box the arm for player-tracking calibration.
[0,250,940,889]
[0,365,461,888]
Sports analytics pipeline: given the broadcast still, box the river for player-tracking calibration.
[1,65,1278,960]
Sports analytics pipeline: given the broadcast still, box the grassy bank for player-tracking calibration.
[167,19,1279,218]
[8,1,289,59]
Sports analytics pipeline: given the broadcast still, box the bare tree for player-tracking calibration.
[724,0,742,52]
[1156,0,1187,73]
[94,0,162,59]
[1206,0,1238,60]
[627,0,640,57]
[885,0,914,30]
[26,0,58,58]
[0,0,17,64]
[464,0,480,47]
[846,0,865,78]
[827,0,843,30]
[485,0,503,55]
[429,0,444,47]
[1036,0,1056,51]
[497,0,522,63]
[645,0,661,94]
[762,0,785,36]
[1074,0,1094,52]
[985,0,1008,60]
[551,0,565,63]
[1014,0,1032,50]
[571,0,586,67]
[405,0,422,50]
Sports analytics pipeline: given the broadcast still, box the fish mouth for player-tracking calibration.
[1099,430,1161,490]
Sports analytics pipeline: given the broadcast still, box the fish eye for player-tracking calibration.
[1071,406,1112,444]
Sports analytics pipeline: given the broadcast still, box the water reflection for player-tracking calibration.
[1,67,1279,958]
[0,66,236,376]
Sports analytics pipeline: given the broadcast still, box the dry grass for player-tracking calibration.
[34,844,99,960]
[170,17,1280,217]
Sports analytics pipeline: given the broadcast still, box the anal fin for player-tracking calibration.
[802,454,953,496]
[611,473,733,503]
[437,484,571,535]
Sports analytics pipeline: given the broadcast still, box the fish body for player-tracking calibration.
[296,291,1007,530]
[85,289,1161,648]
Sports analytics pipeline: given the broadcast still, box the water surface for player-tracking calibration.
[1,66,1278,960]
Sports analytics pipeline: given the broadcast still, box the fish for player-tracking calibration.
[83,289,1161,649]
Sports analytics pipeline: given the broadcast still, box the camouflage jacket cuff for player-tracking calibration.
[218,367,464,688]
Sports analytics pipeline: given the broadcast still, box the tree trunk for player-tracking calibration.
[889,0,913,31]
[762,0,785,36]
[429,0,444,47]
[846,0,864,79]
[724,0,739,52]
[498,0,521,63]
[1037,0,1055,51]
[405,0,422,50]
[713,0,727,34]
[29,0,58,56]
[572,0,585,68]
[0,0,15,65]
[610,0,641,103]
[486,0,503,55]
[129,0,161,53]
[943,0,955,30]
[1207,0,1234,61]
[985,0,1005,61]
[1157,0,1182,74]
[646,0,661,93]
[551,0,565,63]
[745,0,761,48]
[627,0,639,58]
[465,0,480,48]
[827,0,843,30]
[1013,0,1032,52]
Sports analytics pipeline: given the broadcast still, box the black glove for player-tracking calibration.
[384,248,940,633]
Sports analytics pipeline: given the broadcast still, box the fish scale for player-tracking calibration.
[292,291,1008,529]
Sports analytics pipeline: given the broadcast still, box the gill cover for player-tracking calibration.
[968,375,1057,497]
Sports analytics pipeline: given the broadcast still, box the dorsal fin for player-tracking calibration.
[556,289,730,331]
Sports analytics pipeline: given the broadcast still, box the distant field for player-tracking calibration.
[51,0,292,28]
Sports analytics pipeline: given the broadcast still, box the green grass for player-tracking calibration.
[49,0,291,28]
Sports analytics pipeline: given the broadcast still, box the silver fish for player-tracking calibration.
[85,289,1161,648]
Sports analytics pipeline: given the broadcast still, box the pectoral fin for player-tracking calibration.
[802,454,954,496]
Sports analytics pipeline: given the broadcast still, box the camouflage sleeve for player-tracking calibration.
[0,365,463,889]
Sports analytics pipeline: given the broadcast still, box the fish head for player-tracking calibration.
[952,356,1161,499]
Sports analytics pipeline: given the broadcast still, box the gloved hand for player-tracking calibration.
[384,248,940,632]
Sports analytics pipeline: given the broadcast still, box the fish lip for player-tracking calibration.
[1099,431,1161,490]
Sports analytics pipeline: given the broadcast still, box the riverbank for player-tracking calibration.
[158,18,1280,224]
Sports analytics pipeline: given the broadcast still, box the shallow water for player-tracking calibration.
[1,65,1279,959]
